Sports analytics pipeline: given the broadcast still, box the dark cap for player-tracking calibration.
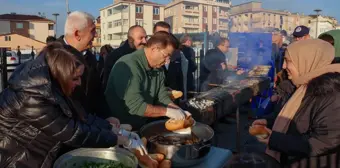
[293,26,310,37]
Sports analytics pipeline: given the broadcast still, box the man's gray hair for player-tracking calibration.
[64,11,95,36]
[180,34,192,44]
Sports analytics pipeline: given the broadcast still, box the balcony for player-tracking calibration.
[182,22,200,28]
[107,25,129,34]
[183,9,200,16]
[219,13,229,19]
[251,17,262,23]
[219,24,228,30]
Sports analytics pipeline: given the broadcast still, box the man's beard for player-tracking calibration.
[136,43,146,49]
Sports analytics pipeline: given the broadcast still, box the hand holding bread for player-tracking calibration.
[249,125,269,139]
[165,112,195,131]
[249,119,272,145]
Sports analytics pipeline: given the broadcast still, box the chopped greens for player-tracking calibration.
[81,161,131,168]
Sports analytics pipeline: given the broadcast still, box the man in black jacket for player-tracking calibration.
[102,25,147,88]
[180,34,197,93]
[59,11,102,116]
[200,38,229,91]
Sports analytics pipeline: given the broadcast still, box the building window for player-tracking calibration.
[136,20,143,26]
[123,19,128,25]
[136,6,143,13]
[153,21,158,26]
[108,22,113,28]
[16,23,23,29]
[213,18,217,24]
[153,7,160,15]
[29,23,34,29]
[5,36,11,41]
[203,17,207,24]
[203,6,207,12]
[213,7,217,13]
[107,9,112,16]
[113,20,121,27]
[48,24,54,30]
[108,34,112,40]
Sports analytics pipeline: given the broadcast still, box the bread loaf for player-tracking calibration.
[249,125,269,139]
[165,116,194,131]
[149,153,165,162]
[141,137,147,147]
[134,150,158,168]
[169,90,183,100]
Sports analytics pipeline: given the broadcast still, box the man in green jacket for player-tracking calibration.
[105,31,191,130]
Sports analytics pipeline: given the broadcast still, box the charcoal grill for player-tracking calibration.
[187,76,271,153]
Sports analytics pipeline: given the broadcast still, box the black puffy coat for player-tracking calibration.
[0,55,117,168]
[268,73,340,168]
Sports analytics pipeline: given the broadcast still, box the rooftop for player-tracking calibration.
[101,0,164,10]
[0,33,46,44]
[0,13,54,23]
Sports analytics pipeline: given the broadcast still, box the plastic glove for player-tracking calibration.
[183,111,192,118]
[123,139,148,155]
[165,108,185,120]
[119,129,141,141]
[106,117,120,128]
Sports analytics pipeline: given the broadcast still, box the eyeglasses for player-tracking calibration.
[160,50,171,58]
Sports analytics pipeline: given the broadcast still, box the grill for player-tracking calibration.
[188,76,270,123]
[187,66,272,152]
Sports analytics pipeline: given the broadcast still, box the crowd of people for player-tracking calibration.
[0,9,340,168]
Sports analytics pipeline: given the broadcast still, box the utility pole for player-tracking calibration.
[121,5,124,41]
[66,0,70,15]
[52,13,59,38]
[314,9,322,38]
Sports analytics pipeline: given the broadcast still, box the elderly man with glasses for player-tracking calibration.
[104,31,191,131]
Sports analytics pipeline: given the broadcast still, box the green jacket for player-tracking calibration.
[105,49,172,130]
[319,30,340,57]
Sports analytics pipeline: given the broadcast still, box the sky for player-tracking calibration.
[0,0,339,37]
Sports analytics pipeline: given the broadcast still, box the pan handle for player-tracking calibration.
[193,143,211,151]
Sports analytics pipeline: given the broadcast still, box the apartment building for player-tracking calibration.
[0,33,45,51]
[0,13,55,43]
[308,15,337,38]
[100,0,165,47]
[230,2,291,32]
[230,1,338,36]
[165,0,231,37]
[93,16,101,52]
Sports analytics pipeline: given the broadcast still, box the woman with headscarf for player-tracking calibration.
[251,39,340,168]
[318,29,340,63]
[0,42,146,168]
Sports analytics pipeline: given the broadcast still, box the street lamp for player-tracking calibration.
[52,13,59,37]
[314,9,322,38]
[66,0,70,15]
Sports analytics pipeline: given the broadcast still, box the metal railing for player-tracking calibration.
[0,48,25,91]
